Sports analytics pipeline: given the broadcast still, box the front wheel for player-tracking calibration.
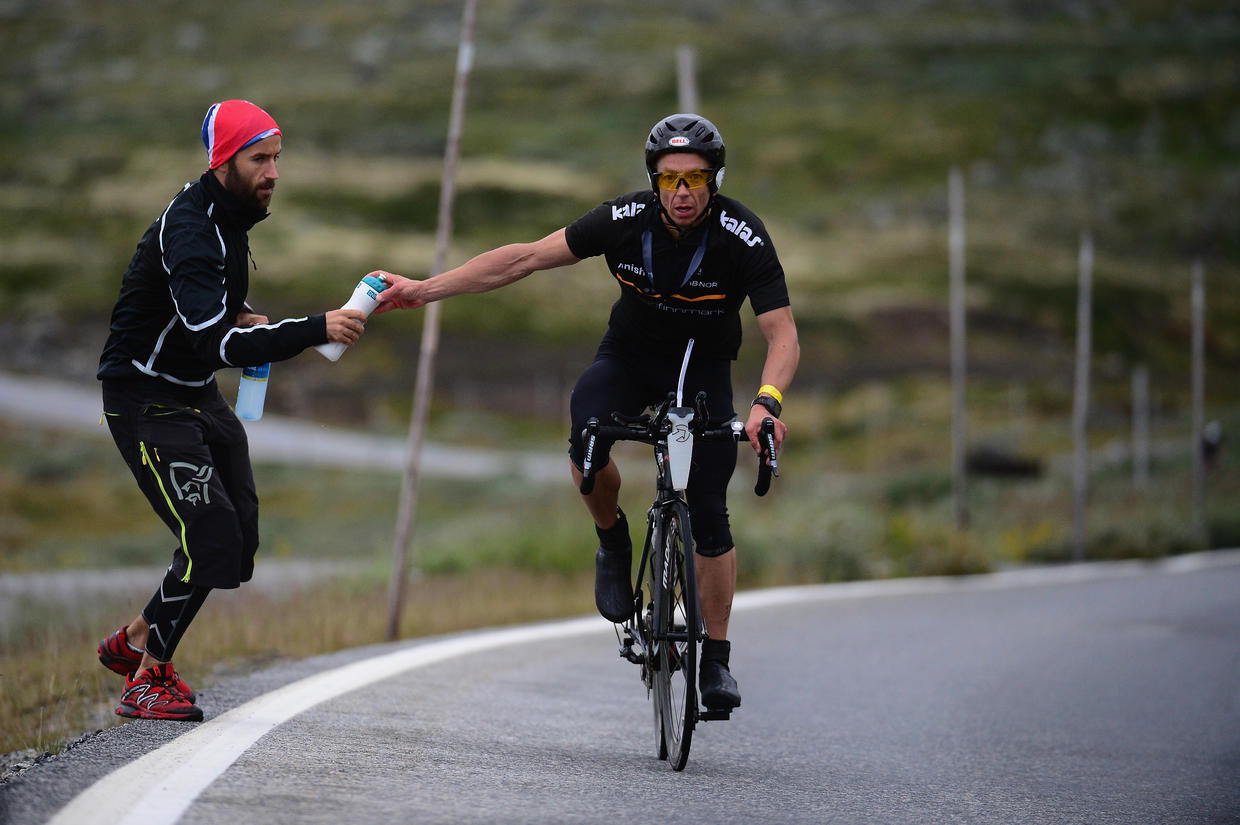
[640,598,668,761]
[650,501,697,771]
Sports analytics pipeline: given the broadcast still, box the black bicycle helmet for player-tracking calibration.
[645,113,726,193]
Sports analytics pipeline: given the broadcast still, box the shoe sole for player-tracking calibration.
[115,703,203,722]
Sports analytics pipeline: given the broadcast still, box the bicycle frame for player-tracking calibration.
[625,434,703,667]
[580,338,779,770]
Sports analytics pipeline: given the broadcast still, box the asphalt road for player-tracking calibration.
[3,552,1238,825]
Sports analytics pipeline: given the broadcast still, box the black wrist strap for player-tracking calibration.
[751,394,781,418]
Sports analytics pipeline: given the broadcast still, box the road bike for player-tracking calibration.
[578,339,778,770]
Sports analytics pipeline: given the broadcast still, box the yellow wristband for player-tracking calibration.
[757,384,783,405]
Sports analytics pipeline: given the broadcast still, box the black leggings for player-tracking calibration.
[568,336,738,555]
[142,567,210,661]
[103,377,258,660]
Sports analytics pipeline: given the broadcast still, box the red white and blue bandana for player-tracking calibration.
[201,100,281,170]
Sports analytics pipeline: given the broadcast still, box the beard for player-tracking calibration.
[222,159,273,210]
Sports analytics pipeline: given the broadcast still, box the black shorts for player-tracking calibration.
[567,333,738,554]
[101,377,259,589]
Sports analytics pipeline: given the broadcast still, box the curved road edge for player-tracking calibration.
[39,547,1240,825]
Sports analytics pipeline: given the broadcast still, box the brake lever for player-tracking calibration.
[753,417,779,497]
[693,391,709,434]
[762,417,780,479]
[612,411,651,427]
[579,418,600,495]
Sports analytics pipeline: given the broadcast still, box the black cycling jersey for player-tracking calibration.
[564,190,790,361]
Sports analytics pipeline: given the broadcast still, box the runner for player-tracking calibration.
[96,100,368,721]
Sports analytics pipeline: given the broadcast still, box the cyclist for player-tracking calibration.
[371,113,799,710]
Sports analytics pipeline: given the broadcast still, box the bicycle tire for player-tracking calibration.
[651,501,697,770]
[640,559,669,761]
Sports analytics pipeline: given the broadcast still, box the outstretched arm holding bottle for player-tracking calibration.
[368,229,582,314]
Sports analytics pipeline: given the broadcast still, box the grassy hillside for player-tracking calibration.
[2,1,1237,406]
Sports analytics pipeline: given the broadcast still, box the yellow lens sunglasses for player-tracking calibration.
[651,168,716,191]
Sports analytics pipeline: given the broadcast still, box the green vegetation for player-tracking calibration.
[2,0,1238,762]
[3,2,1237,375]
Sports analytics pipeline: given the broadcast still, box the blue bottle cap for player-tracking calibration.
[362,275,388,292]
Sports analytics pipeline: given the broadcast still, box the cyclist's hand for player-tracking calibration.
[745,405,786,462]
[369,270,427,314]
[325,309,366,346]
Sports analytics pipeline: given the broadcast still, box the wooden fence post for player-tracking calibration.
[387,0,479,640]
[677,45,699,113]
[1190,259,1206,544]
[1132,364,1150,491]
[1071,232,1093,562]
[949,167,968,529]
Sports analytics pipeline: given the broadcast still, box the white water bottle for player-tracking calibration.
[236,363,270,421]
[666,407,695,492]
[315,275,388,361]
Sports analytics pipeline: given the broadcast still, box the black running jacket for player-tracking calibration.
[98,171,325,387]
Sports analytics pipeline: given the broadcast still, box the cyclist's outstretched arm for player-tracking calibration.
[370,228,580,314]
[744,305,800,454]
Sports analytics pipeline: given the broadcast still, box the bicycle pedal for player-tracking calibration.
[698,708,733,722]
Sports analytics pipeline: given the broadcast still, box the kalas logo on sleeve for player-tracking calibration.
[611,201,646,220]
[719,209,766,247]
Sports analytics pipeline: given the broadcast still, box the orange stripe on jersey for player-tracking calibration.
[670,292,726,302]
[614,272,724,303]
[614,272,662,297]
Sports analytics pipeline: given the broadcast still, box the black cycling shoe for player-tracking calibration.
[699,639,742,710]
[594,510,633,623]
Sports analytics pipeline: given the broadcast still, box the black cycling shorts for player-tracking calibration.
[102,377,259,589]
[568,333,738,555]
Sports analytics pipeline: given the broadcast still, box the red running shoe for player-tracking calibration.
[98,627,196,703]
[116,664,203,722]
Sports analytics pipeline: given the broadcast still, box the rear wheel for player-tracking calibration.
[651,502,697,771]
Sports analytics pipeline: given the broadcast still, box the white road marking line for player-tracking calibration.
[48,550,1238,824]
[49,617,602,825]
